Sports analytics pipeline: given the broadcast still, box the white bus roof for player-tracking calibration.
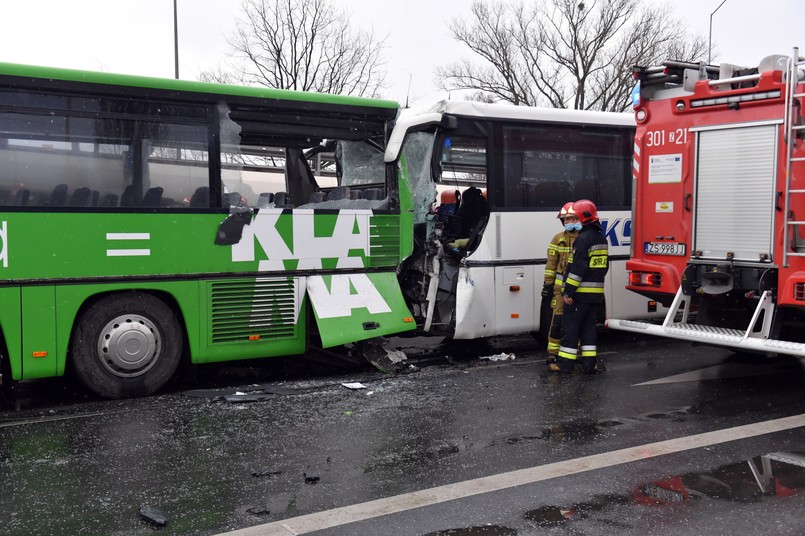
[420,100,635,126]
[385,100,635,162]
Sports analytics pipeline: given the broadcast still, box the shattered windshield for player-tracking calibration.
[337,140,385,186]
[401,131,437,224]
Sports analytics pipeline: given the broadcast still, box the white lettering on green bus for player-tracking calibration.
[307,274,391,319]
[231,210,370,271]
[0,221,6,268]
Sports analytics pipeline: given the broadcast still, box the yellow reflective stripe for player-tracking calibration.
[576,287,605,293]
[545,269,556,276]
[547,342,560,351]
[565,279,580,288]
[589,257,608,268]
[558,346,578,360]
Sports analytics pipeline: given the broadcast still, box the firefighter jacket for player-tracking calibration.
[561,222,608,303]
[544,230,577,291]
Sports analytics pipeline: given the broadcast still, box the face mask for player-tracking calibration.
[565,222,582,232]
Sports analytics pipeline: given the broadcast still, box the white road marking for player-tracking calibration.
[217,413,805,536]
[633,362,784,386]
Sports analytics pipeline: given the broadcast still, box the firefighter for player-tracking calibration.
[551,199,608,374]
[541,202,579,364]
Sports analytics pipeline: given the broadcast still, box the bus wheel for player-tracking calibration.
[71,293,182,399]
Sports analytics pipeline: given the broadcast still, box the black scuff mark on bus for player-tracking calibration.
[215,209,253,245]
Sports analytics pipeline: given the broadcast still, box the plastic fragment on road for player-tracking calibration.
[223,393,272,403]
[139,505,168,527]
[342,382,368,389]
[480,352,516,361]
[246,506,271,516]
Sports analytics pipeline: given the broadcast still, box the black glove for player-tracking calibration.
[541,284,553,298]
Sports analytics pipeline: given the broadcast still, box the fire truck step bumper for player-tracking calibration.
[605,319,805,357]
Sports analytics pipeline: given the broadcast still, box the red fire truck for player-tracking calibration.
[606,48,805,356]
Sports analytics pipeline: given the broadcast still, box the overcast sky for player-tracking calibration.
[0,0,802,106]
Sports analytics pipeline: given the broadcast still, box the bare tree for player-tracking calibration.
[437,0,707,111]
[201,0,388,98]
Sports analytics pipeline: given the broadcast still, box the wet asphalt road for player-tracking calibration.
[2,332,805,536]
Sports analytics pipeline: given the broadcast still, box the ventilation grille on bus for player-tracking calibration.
[369,216,400,267]
[210,279,297,343]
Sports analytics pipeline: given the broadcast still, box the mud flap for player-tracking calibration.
[307,272,415,348]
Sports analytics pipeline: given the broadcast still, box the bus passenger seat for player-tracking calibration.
[223,192,242,207]
[101,193,118,207]
[554,182,572,205]
[142,187,164,207]
[121,185,141,207]
[308,191,326,204]
[436,190,461,238]
[257,192,274,208]
[90,190,100,206]
[68,187,92,207]
[189,186,210,208]
[49,184,69,206]
[274,192,293,208]
[326,186,350,201]
[363,188,383,200]
[574,179,596,202]
[350,190,363,200]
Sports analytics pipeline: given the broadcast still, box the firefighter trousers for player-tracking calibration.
[547,290,564,358]
[556,301,602,374]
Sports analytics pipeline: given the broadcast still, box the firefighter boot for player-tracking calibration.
[549,356,574,374]
[581,356,597,374]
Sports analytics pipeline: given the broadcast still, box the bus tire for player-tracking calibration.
[71,293,182,399]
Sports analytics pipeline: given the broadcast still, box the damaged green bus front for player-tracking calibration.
[0,63,416,398]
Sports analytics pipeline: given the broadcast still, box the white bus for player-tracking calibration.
[388,101,663,340]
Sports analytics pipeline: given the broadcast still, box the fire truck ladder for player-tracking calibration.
[783,46,805,268]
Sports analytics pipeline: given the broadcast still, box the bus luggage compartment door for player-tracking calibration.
[494,266,535,335]
[307,272,415,347]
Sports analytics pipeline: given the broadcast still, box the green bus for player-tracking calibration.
[0,63,417,398]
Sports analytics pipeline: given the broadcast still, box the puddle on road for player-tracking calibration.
[524,451,805,529]
[422,525,517,536]
[497,408,693,448]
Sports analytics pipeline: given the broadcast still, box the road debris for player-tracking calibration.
[341,382,368,390]
[138,505,168,527]
[479,353,515,361]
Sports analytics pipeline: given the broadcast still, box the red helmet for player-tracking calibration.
[557,202,574,221]
[573,199,599,225]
